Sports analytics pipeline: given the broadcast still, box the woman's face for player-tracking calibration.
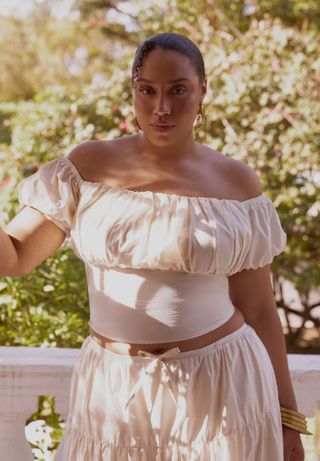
[132,48,207,145]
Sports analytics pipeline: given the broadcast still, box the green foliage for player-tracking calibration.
[0,13,117,103]
[0,2,319,457]
[26,396,66,459]
[0,102,15,144]
[0,248,89,347]
[0,0,319,348]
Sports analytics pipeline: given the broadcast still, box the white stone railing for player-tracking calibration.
[0,347,319,461]
[0,346,78,460]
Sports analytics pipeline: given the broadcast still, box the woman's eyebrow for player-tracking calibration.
[136,77,192,83]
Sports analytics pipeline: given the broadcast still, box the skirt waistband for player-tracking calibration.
[88,322,255,363]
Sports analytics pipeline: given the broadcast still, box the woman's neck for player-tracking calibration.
[137,132,201,166]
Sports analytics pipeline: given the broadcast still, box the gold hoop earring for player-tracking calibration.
[194,103,206,132]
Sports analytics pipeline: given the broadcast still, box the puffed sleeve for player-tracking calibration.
[226,197,287,275]
[17,157,80,239]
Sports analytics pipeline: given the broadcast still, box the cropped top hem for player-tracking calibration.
[89,305,235,344]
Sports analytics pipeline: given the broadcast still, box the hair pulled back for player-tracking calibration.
[131,32,206,88]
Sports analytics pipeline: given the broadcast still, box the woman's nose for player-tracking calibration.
[153,106,171,116]
[153,95,171,116]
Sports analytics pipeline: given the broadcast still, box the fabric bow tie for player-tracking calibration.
[124,346,181,411]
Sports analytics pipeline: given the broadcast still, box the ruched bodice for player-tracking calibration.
[17,156,287,342]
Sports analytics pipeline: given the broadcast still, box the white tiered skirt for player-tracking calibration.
[53,323,284,460]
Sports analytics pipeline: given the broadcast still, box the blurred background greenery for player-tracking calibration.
[0,0,319,459]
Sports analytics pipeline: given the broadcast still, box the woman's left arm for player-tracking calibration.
[227,161,305,460]
[228,263,305,461]
[228,263,297,410]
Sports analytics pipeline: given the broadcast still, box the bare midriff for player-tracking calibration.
[90,306,245,356]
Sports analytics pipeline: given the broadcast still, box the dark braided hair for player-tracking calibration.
[131,32,206,88]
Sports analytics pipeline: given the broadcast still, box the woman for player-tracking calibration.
[2,32,310,460]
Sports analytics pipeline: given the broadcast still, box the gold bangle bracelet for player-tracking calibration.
[281,419,308,431]
[280,406,313,435]
[282,420,313,435]
[281,413,308,424]
[280,406,306,418]
[281,418,308,431]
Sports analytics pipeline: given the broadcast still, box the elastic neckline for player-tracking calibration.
[62,156,269,205]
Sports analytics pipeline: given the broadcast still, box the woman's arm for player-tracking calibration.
[0,227,19,276]
[228,263,298,410]
[1,206,66,277]
[228,162,306,460]
[227,160,296,408]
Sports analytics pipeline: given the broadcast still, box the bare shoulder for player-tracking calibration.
[67,139,111,174]
[214,150,263,200]
[66,135,138,182]
[67,138,125,182]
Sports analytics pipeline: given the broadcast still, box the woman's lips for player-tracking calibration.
[151,124,175,132]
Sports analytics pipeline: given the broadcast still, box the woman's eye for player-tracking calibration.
[173,88,187,94]
[140,88,152,95]
[139,87,187,95]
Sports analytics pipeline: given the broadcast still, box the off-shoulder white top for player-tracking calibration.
[17,156,287,343]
